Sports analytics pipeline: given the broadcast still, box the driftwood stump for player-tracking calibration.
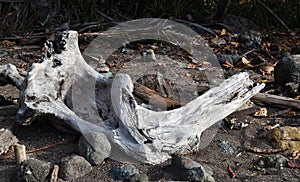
[0,31,264,164]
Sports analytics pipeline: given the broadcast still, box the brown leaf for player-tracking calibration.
[254,108,268,117]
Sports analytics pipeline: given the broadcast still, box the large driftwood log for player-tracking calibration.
[12,31,265,164]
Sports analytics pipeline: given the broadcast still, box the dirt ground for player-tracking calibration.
[0,29,300,181]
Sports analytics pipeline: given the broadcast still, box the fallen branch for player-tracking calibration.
[174,19,216,35]
[133,82,183,109]
[245,147,284,154]
[255,0,290,32]
[26,137,76,154]
[251,93,300,110]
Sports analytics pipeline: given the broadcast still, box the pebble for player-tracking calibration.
[218,140,236,155]
[257,154,289,168]
[18,158,51,182]
[0,128,19,155]
[238,30,263,49]
[78,132,111,165]
[216,54,240,66]
[58,155,92,180]
[0,50,8,58]
[171,156,215,182]
[189,167,215,182]
[274,52,300,94]
[130,173,149,182]
[171,155,202,169]
[110,164,139,180]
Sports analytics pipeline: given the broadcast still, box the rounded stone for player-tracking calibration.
[171,156,201,169]
[110,164,139,180]
[19,158,51,182]
[59,155,92,180]
[130,173,149,182]
[78,132,111,165]
[274,52,300,85]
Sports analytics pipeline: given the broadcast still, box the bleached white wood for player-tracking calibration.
[15,31,264,164]
[0,64,24,89]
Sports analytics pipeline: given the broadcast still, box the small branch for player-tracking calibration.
[255,0,290,32]
[0,137,76,160]
[133,82,183,109]
[174,19,216,35]
[26,137,76,154]
[77,21,118,33]
[98,11,116,22]
[245,147,284,154]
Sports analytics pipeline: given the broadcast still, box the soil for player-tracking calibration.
[0,27,299,182]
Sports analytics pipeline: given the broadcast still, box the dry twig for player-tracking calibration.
[245,147,284,154]
[0,137,76,160]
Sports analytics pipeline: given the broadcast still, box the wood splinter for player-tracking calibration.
[50,165,59,182]
[14,144,26,165]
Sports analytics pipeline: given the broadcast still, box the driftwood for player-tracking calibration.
[14,144,26,165]
[252,93,300,110]
[1,31,265,164]
[133,82,183,109]
[0,64,24,89]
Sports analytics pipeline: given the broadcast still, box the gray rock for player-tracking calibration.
[0,127,18,155]
[110,164,139,180]
[130,173,149,182]
[216,54,240,66]
[78,132,111,165]
[238,30,263,49]
[18,158,51,182]
[218,140,235,155]
[59,155,92,180]
[274,52,300,94]
[189,166,215,182]
[171,156,214,182]
[171,156,202,169]
[223,14,259,33]
[257,154,289,168]
[0,50,8,58]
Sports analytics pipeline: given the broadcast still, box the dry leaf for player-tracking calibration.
[242,57,250,64]
[254,107,268,117]
[220,29,228,36]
